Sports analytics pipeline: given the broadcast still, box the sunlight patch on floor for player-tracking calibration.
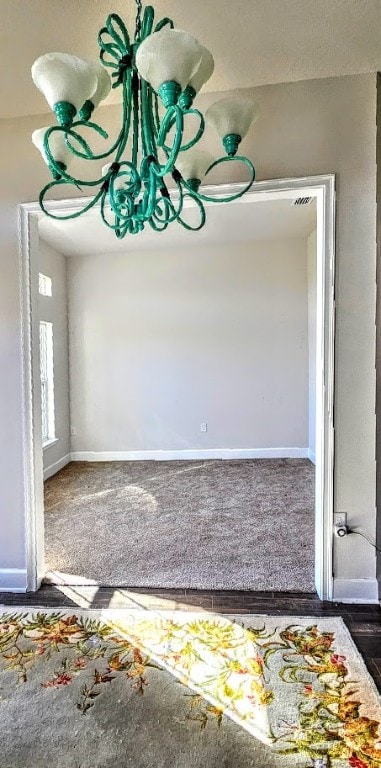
[54,583,210,612]
[54,583,100,608]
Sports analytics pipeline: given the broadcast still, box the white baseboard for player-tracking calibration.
[43,453,71,481]
[333,578,379,604]
[308,449,316,465]
[0,568,28,593]
[70,447,309,462]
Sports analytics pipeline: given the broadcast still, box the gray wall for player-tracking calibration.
[307,229,317,463]
[0,72,377,594]
[376,73,381,595]
[38,241,70,478]
[68,239,309,455]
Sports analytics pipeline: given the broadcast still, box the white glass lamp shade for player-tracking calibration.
[32,127,72,169]
[205,97,259,140]
[135,29,203,95]
[31,53,97,113]
[175,149,214,182]
[188,46,214,94]
[89,62,112,107]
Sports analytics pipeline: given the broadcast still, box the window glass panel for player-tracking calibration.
[39,273,52,297]
[39,321,55,444]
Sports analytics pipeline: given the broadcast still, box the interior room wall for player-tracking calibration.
[38,240,70,479]
[68,238,309,457]
[307,228,317,463]
[0,72,377,597]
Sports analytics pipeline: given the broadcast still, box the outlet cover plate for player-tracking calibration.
[334,512,347,528]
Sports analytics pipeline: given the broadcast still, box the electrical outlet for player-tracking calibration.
[334,512,347,528]
[70,426,77,436]
[200,422,207,433]
[334,512,348,538]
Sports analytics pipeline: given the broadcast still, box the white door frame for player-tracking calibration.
[19,173,335,599]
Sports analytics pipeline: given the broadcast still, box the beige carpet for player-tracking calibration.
[44,459,315,590]
[1,608,380,767]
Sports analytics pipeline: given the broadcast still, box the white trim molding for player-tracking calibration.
[42,437,59,451]
[0,569,28,593]
[18,174,336,599]
[44,453,71,481]
[71,448,310,462]
[333,578,379,604]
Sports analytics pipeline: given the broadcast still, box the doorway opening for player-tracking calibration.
[19,175,335,598]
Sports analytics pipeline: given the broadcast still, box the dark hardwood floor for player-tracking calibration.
[1,586,380,692]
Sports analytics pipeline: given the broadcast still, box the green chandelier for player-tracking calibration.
[31,0,258,238]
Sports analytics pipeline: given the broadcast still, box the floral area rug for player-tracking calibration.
[0,609,380,768]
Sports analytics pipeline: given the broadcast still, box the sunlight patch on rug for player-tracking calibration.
[0,609,380,768]
[109,611,273,744]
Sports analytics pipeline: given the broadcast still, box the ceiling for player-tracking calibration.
[39,196,317,257]
[2,0,381,120]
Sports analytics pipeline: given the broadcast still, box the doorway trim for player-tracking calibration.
[19,173,335,599]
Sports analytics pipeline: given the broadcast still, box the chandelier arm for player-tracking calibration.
[141,5,155,37]
[140,80,151,158]
[140,177,161,222]
[113,217,125,238]
[114,69,134,161]
[98,40,122,69]
[109,193,135,224]
[139,167,160,220]
[179,109,205,151]
[140,80,160,169]
[108,164,141,207]
[100,194,127,230]
[155,106,184,176]
[160,108,205,155]
[39,182,105,221]
[154,17,174,32]
[153,94,161,138]
[156,177,185,224]
[62,123,109,161]
[62,121,124,162]
[109,187,137,222]
[149,186,178,230]
[142,88,169,202]
[148,192,175,228]
[172,176,186,220]
[67,125,124,163]
[129,73,140,169]
[149,215,169,232]
[148,87,160,153]
[42,127,110,188]
[98,15,130,75]
[176,191,206,231]
[158,193,182,225]
[109,211,130,238]
[190,156,256,203]
[104,14,130,54]
[148,83,158,156]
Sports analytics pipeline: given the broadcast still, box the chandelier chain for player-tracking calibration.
[135,0,143,40]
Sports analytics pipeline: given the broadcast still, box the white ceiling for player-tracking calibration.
[2,0,381,120]
[39,196,317,257]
